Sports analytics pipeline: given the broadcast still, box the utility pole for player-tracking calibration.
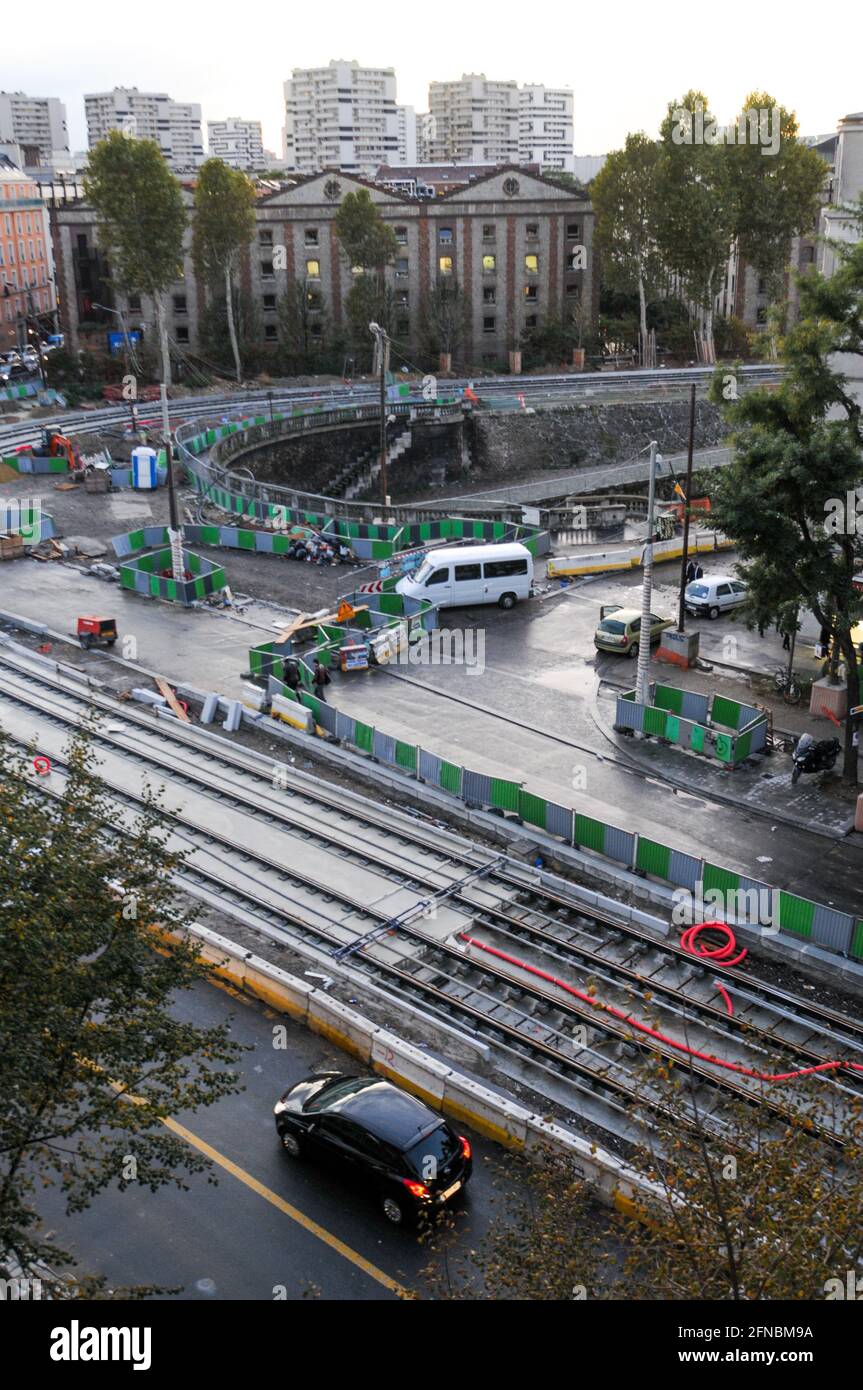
[677,383,697,632]
[369,321,390,514]
[636,440,660,707]
[160,383,184,581]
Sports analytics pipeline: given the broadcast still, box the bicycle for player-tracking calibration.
[773,666,802,705]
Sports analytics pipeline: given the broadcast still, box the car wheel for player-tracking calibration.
[498,592,516,610]
[628,642,639,659]
[709,606,720,619]
[279,1129,302,1158]
[380,1193,407,1226]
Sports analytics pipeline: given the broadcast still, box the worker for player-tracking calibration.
[312,659,331,702]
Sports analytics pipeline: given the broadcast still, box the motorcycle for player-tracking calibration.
[791,733,841,785]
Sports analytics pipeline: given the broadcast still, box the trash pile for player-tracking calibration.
[282,528,355,566]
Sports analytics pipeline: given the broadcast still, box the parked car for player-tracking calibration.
[685,575,747,619]
[594,606,673,657]
[396,542,533,610]
[274,1072,472,1226]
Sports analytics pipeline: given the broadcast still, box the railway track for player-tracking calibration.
[0,640,858,1151]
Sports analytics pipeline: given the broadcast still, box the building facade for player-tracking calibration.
[396,106,417,166]
[428,76,519,165]
[0,167,58,351]
[85,88,204,171]
[207,118,265,169]
[518,86,575,173]
[52,168,596,371]
[283,62,399,176]
[0,92,69,167]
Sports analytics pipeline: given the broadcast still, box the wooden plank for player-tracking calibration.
[274,603,370,644]
[155,676,190,723]
[274,614,309,645]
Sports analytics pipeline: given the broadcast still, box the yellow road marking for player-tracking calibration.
[162,1116,413,1299]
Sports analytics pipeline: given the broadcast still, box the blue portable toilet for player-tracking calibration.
[131,446,158,490]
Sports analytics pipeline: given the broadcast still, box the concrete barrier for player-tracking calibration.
[372,1033,450,1106]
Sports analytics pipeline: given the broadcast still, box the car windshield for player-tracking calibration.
[305,1077,374,1112]
[598,620,626,634]
[687,584,708,598]
[412,560,433,584]
[404,1124,460,1177]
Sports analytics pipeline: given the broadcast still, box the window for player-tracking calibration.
[524,284,537,302]
[306,290,322,309]
[757,278,767,294]
[526,223,539,239]
[566,282,581,299]
[310,322,322,337]
[264,323,278,339]
[261,260,274,278]
[173,294,187,315]
[306,259,320,277]
[482,224,496,242]
[394,226,407,245]
[756,307,767,324]
[567,223,580,239]
[483,315,495,334]
[483,558,528,578]
[439,256,453,276]
[175,325,189,343]
[304,228,318,246]
[395,289,409,305]
[525,314,538,329]
[128,294,141,312]
[439,227,453,244]
[717,583,732,596]
[395,257,408,277]
[262,294,277,311]
[525,254,538,274]
[397,317,410,335]
[482,254,496,273]
[259,229,273,245]
[454,563,481,581]
[425,567,450,586]
[483,286,496,304]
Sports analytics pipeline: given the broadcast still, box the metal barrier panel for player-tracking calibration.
[748,720,768,753]
[439,760,462,795]
[668,849,701,891]
[702,863,740,896]
[615,697,645,731]
[353,721,374,754]
[600,823,634,866]
[374,730,396,764]
[778,892,814,939]
[419,748,442,786]
[654,685,684,714]
[680,689,711,723]
[255,531,274,553]
[519,790,548,830]
[643,705,668,737]
[715,733,734,762]
[574,814,604,853]
[810,904,853,953]
[490,778,520,812]
[315,701,338,734]
[712,694,742,729]
[852,921,863,960]
[635,837,671,878]
[335,712,356,743]
[221,526,240,548]
[395,741,417,773]
[463,769,493,806]
[546,802,575,841]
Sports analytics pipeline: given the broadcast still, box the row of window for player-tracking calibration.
[0,239,45,267]
[2,211,41,236]
[255,222,582,253]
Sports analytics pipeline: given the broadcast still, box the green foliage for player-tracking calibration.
[191,159,256,290]
[198,289,262,375]
[345,277,395,369]
[84,132,186,298]
[591,133,662,325]
[334,190,398,278]
[277,279,337,374]
[0,725,245,1275]
[419,277,467,362]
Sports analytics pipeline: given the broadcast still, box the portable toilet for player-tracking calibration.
[131,446,158,490]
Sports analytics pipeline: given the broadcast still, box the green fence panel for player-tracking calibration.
[395,741,417,772]
[734,729,752,762]
[852,921,863,960]
[654,685,684,714]
[702,863,740,896]
[778,892,814,939]
[299,691,321,722]
[643,705,668,737]
[519,791,548,829]
[238,528,255,550]
[440,760,462,795]
[200,525,221,546]
[665,715,680,742]
[690,724,705,753]
[490,778,520,812]
[574,814,605,853]
[715,733,734,762]
[636,838,672,878]
[353,721,374,754]
[712,695,742,730]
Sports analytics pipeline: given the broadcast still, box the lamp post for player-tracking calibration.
[160,382,184,581]
[636,440,662,707]
[369,321,390,515]
[677,383,697,633]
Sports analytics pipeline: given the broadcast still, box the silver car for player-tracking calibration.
[685,575,747,619]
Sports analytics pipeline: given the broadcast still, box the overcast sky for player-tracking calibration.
[7,0,861,156]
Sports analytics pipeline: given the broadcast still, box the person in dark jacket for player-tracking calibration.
[312,659,331,702]
[685,558,699,584]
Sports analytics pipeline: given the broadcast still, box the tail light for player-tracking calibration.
[402,1178,430,1199]
[459,1135,472,1160]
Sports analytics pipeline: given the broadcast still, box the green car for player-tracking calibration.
[594,606,673,657]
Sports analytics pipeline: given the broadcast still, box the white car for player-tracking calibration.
[396,542,533,610]
[685,575,748,619]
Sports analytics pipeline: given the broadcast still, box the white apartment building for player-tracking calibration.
[207,118,265,169]
[519,85,574,173]
[396,105,417,165]
[428,75,519,164]
[0,92,69,166]
[282,61,399,176]
[85,88,204,171]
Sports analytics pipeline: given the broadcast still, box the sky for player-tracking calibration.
[5,0,862,156]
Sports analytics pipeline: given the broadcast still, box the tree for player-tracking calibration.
[277,279,332,375]
[198,288,262,378]
[654,92,737,364]
[334,189,398,281]
[84,132,186,387]
[0,726,244,1278]
[192,159,257,383]
[726,93,828,316]
[591,133,662,353]
[710,204,863,783]
[420,277,467,366]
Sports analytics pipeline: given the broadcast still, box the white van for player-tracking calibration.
[396,542,534,609]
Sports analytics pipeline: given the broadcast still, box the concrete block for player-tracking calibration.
[657,628,700,669]
[271,694,313,732]
[372,1032,450,1105]
[222,699,242,732]
[307,992,375,1063]
[130,688,166,707]
[810,677,847,721]
[240,682,267,712]
[200,692,219,724]
[442,1072,529,1147]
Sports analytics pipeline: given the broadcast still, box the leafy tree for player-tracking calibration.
[84,132,186,386]
[277,279,332,375]
[726,93,828,315]
[334,189,398,280]
[192,159,257,383]
[198,288,262,378]
[0,726,244,1277]
[420,277,467,366]
[710,204,863,782]
[654,92,737,365]
[345,277,396,370]
[591,133,662,353]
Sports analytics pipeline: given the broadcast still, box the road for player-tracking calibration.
[32,977,519,1301]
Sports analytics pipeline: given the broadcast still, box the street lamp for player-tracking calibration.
[369,321,390,514]
[635,440,663,707]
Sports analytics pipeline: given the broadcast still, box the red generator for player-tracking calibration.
[77,616,118,650]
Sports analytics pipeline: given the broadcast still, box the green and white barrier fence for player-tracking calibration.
[615,683,768,765]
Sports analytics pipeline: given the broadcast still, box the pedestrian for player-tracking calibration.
[694,562,704,580]
[284,658,301,695]
[312,658,331,702]
[685,558,698,584]
[781,629,791,651]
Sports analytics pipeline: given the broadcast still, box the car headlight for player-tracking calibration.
[273,1098,289,1115]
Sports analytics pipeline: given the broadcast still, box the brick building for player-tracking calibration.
[0,166,58,351]
[51,166,596,371]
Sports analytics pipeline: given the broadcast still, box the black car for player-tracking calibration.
[274,1072,472,1226]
